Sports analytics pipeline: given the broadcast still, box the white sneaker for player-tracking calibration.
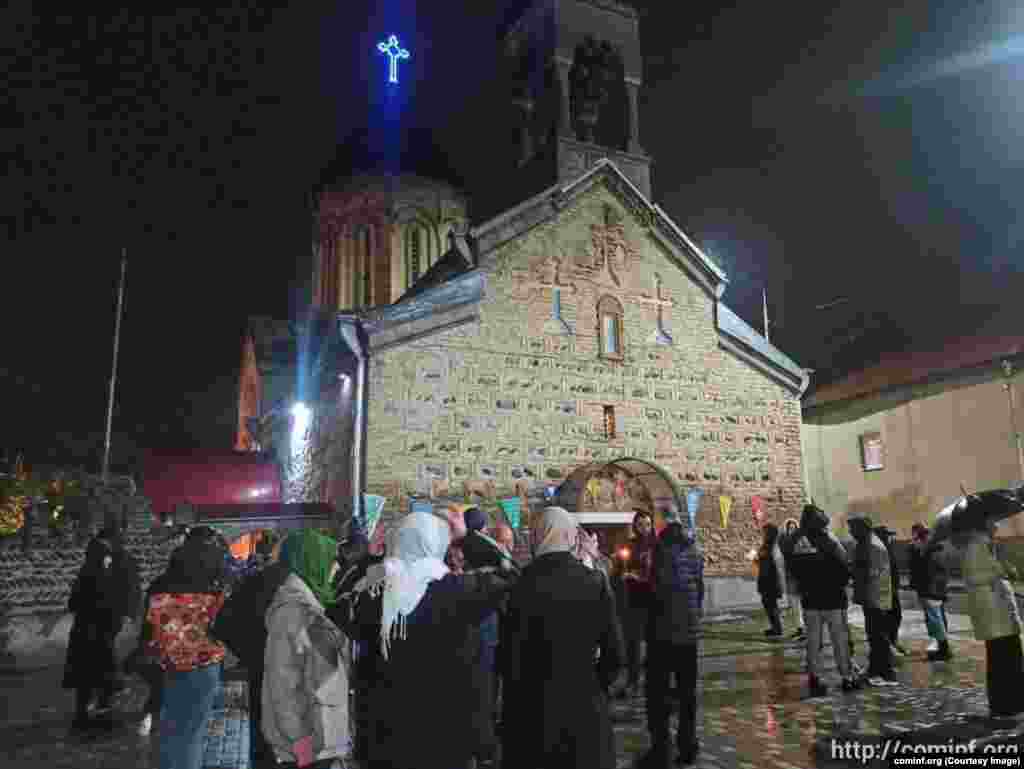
[137,713,153,736]
[926,639,939,653]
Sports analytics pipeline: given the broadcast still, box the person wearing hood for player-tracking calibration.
[756,523,787,637]
[357,509,514,769]
[143,527,229,769]
[262,529,351,769]
[63,529,140,730]
[787,504,857,696]
[611,510,656,698]
[779,517,805,639]
[874,525,907,657]
[955,516,1024,717]
[501,507,623,769]
[909,523,951,662]
[848,513,897,686]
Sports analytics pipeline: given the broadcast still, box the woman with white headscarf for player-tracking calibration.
[501,508,625,769]
[353,510,515,769]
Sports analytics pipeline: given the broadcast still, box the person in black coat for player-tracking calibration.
[501,507,624,769]
[756,523,787,637]
[909,523,952,661]
[460,507,519,767]
[354,510,514,769]
[789,505,858,696]
[62,528,140,730]
[329,526,386,765]
[207,548,289,769]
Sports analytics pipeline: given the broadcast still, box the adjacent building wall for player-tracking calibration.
[802,365,1024,539]
[364,183,806,575]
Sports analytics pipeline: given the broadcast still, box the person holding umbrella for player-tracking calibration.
[953,508,1024,717]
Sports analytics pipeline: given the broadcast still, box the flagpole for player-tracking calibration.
[102,249,127,484]
[763,288,770,344]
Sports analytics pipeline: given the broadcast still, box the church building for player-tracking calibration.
[237,0,810,583]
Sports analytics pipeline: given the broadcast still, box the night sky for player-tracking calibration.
[7,1,1023,471]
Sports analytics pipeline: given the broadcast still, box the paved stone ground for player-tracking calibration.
[2,604,1023,769]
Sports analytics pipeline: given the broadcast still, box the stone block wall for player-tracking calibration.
[364,183,806,575]
[0,489,176,670]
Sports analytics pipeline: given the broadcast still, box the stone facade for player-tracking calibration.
[364,179,806,576]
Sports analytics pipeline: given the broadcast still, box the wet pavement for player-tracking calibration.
[2,605,1023,768]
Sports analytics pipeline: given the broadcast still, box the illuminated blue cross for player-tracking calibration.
[377,35,410,84]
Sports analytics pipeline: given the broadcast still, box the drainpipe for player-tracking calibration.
[338,318,369,533]
[1003,360,1024,481]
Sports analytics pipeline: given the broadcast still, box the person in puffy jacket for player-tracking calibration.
[263,529,351,769]
[757,524,787,637]
[909,523,951,662]
[788,504,857,696]
[642,512,704,768]
[956,518,1024,718]
[849,514,896,686]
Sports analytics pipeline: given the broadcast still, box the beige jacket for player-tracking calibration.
[962,532,1022,642]
[262,573,351,765]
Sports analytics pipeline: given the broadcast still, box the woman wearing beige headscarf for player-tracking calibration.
[501,508,624,769]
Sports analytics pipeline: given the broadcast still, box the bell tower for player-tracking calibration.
[501,0,651,199]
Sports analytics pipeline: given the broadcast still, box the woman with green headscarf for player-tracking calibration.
[262,529,352,769]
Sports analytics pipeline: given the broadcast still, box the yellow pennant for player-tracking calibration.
[719,495,733,528]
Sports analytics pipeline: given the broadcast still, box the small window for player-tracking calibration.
[597,295,625,360]
[405,225,424,290]
[603,405,616,440]
[860,432,884,471]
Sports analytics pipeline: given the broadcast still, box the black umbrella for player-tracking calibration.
[929,486,1024,546]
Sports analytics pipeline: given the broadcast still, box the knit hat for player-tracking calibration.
[464,507,487,533]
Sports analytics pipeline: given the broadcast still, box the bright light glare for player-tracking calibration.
[291,402,311,443]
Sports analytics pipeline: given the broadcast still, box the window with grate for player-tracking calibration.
[603,405,616,440]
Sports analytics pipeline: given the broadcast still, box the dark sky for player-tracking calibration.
[7,0,1024,468]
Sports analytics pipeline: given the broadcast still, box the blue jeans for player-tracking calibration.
[923,601,947,642]
[159,663,221,769]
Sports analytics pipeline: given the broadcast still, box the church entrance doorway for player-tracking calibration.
[549,458,684,557]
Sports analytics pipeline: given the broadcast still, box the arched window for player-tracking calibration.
[353,226,373,308]
[597,295,625,360]
[405,224,428,290]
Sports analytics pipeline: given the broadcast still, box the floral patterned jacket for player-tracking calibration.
[145,592,226,673]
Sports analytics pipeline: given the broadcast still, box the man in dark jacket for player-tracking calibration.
[455,507,513,767]
[207,551,289,769]
[875,525,907,656]
[641,514,704,768]
[329,521,386,765]
[788,504,858,696]
[909,523,952,661]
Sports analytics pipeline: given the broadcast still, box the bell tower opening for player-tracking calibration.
[499,0,651,200]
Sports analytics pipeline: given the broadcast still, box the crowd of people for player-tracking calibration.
[59,497,1024,769]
